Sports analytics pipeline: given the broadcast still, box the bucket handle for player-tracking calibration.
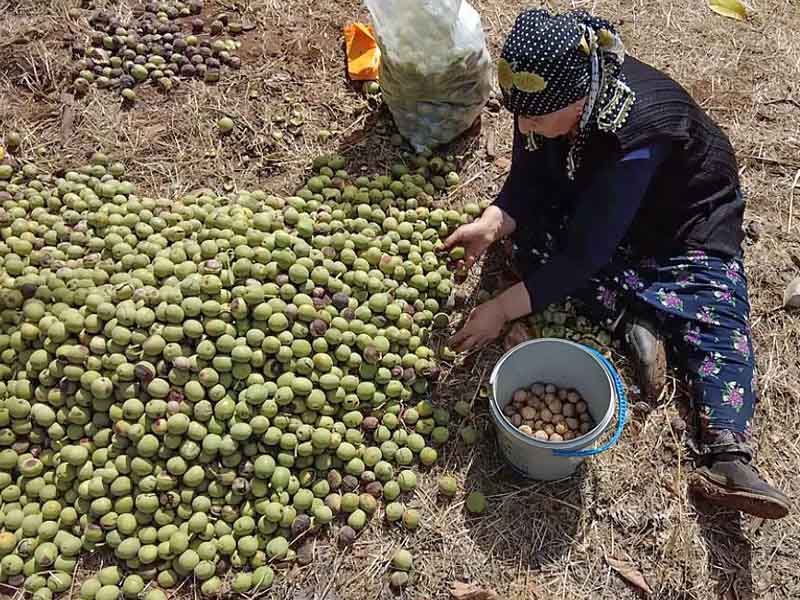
[552,348,628,458]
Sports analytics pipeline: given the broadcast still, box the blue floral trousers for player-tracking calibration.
[512,232,756,458]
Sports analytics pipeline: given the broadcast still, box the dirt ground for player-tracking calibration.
[1,0,799,598]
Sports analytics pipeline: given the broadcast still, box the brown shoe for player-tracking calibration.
[623,317,667,403]
[689,453,791,519]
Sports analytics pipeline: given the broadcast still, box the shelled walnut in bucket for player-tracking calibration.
[503,383,595,442]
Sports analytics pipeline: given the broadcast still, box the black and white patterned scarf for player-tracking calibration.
[497,9,636,179]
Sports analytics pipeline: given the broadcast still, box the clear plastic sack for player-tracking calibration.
[365,0,492,152]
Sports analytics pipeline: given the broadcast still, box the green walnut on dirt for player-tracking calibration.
[0,150,486,596]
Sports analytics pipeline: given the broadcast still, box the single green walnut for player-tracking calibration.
[401,509,420,530]
[438,476,458,497]
[460,426,479,445]
[390,571,409,589]
[465,491,487,514]
[385,501,405,522]
[392,549,413,571]
[217,117,234,133]
[453,400,471,417]
[397,470,417,492]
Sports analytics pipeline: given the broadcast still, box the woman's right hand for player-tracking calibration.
[442,220,496,270]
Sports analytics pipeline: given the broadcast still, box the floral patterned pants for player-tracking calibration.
[513,234,756,458]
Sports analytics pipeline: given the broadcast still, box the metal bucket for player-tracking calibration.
[489,338,627,480]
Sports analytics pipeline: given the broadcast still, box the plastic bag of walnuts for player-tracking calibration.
[365,0,492,152]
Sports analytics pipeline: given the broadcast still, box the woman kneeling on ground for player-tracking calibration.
[445,9,790,519]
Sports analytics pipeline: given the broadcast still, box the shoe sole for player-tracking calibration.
[688,473,791,519]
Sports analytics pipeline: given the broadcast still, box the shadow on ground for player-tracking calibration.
[334,106,486,181]
[463,432,587,570]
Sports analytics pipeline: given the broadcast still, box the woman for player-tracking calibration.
[445,9,790,519]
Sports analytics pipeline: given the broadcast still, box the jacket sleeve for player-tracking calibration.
[521,143,669,312]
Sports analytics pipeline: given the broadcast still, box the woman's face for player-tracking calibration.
[517,97,587,139]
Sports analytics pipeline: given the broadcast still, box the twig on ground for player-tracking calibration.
[787,168,800,233]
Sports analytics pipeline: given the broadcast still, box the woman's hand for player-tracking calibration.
[448,283,533,353]
[448,300,507,352]
[442,206,516,271]
[442,220,496,271]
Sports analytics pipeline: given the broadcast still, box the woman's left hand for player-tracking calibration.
[449,300,507,352]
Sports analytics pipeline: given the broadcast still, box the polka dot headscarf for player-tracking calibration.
[497,9,636,179]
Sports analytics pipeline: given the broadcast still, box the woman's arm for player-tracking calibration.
[450,143,670,352]
[482,205,518,241]
[519,143,669,313]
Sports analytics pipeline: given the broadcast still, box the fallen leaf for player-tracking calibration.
[59,92,75,146]
[485,128,496,159]
[0,28,45,48]
[607,556,653,595]
[708,0,747,21]
[449,582,499,600]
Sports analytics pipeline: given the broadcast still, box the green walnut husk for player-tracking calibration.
[0,152,481,594]
[465,491,487,515]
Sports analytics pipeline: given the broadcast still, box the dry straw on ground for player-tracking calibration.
[1,0,799,598]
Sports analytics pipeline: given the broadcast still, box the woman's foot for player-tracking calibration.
[688,453,791,519]
[622,316,667,403]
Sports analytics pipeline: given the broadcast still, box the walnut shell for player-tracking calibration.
[513,389,528,403]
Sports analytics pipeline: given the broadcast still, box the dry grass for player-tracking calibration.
[2,0,800,598]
